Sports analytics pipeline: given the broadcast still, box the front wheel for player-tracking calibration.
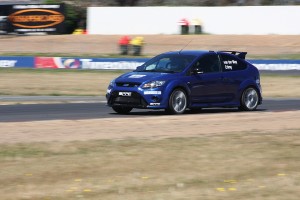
[239,87,259,111]
[112,106,133,114]
[166,89,187,114]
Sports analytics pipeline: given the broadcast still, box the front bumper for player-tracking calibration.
[106,87,167,109]
[107,91,148,108]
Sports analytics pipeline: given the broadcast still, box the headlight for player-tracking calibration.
[142,81,165,89]
[255,76,260,84]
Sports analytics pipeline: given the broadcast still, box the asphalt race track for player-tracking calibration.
[0,97,299,122]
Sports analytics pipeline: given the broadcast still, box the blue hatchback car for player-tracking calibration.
[106,50,262,114]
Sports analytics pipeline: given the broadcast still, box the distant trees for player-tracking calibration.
[44,0,300,7]
[44,0,86,34]
[116,0,139,6]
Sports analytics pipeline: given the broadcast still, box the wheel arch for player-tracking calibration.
[164,81,191,107]
[239,86,260,111]
[238,80,262,103]
[166,86,189,114]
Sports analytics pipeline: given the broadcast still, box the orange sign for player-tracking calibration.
[9,9,65,29]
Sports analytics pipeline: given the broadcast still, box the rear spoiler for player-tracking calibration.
[218,51,247,60]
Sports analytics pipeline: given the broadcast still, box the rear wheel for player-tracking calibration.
[112,106,133,114]
[239,87,259,111]
[166,89,187,114]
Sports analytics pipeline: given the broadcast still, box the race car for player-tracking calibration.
[106,50,262,114]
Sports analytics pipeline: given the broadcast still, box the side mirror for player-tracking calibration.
[192,68,203,75]
[134,65,143,72]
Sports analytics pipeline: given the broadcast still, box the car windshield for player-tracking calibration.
[136,54,197,73]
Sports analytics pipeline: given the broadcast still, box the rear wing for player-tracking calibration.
[218,51,247,60]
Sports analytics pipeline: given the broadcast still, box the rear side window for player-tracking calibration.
[219,53,247,72]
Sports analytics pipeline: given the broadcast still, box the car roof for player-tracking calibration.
[162,50,247,60]
[162,50,209,56]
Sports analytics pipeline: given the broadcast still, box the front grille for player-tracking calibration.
[108,91,147,108]
[115,96,140,104]
[116,82,141,87]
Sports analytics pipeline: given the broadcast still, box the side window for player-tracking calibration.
[145,58,169,70]
[145,62,157,70]
[156,58,170,70]
[193,53,221,74]
[220,53,247,72]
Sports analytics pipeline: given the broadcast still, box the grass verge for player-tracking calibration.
[0,68,123,96]
[0,68,300,97]
[1,130,299,200]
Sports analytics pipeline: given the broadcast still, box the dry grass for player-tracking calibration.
[0,68,300,97]
[261,76,300,98]
[0,69,119,96]
[0,110,300,199]
[0,68,299,200]
[0,130,300,200]
[1,35,300,58]
[1,34,299,200]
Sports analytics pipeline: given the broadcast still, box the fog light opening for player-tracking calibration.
[151,96,160,102]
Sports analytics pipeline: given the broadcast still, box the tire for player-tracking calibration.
[112,106,133,114]
[239,87,259,111]
[166,89,187,114]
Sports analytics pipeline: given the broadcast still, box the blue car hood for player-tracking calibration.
[115,71,173,83]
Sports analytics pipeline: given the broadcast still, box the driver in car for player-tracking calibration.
[168,57,186,72]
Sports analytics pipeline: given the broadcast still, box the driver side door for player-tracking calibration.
[188,53,227,104]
